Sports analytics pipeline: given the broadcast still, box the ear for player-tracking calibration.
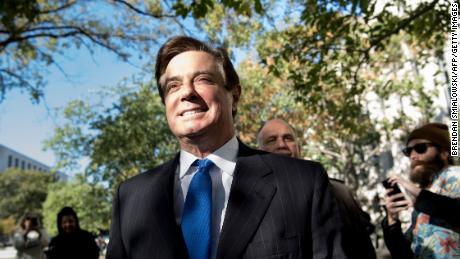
[231,84,241,112]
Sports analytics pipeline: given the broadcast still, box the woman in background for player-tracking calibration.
[13,212,49,259]
[46,207,99,259]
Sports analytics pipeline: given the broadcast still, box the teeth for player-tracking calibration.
[182,110,203,116]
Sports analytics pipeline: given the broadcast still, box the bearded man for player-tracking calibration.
[383,122,460,259]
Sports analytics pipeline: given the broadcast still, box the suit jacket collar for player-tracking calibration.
[147,154,189,258]
[216,140,276,259]
[158,141,276,259]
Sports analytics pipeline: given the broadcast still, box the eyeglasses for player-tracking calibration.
[402,143,437,157]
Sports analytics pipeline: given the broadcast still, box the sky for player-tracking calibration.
[0,47,142,168]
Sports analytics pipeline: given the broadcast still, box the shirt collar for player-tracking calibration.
[179,136,238,178]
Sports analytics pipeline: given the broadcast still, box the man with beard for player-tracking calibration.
[382,122,460,259]
[257,118,377,259]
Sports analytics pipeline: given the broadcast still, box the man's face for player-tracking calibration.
[406,139,444,187]
[162,51,238,144]
[258,119,300,158]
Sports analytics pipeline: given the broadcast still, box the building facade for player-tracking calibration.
[0,144,50,173]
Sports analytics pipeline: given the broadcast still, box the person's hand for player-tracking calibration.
[384,188,411,225]
[387,175,421,201]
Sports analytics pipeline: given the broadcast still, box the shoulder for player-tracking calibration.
[442,166,460,177]
[78,230,97,241]
[429,166,460,197]
[261,152,326,173]
[79,230,94,237]
[117,155,178,189]
[49,234,64,246]
[259,154,329,188]
[437,166,460,186]
[239,141,323,167]
[329,179,351,193]
[237,142,328,185]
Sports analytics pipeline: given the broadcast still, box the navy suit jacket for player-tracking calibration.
[107,142,347,258]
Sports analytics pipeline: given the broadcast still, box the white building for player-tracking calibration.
[0,144,50,173]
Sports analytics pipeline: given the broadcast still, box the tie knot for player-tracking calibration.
[193,158,214,172]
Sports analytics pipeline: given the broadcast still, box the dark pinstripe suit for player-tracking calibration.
[106,142,347,259]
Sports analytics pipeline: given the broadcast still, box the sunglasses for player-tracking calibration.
[402,142,437,157]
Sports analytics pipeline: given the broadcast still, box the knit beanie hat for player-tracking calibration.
[407,122,450,151]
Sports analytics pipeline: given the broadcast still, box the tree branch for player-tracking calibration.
[112,0,177,18]
[0,25,130,59]
[39,0,77,14]
[369,0,439,47]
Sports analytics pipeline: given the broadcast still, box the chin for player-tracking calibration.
[177,125,209,139]
[410,165,439,188]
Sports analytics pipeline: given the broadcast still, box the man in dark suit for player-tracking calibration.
[106,36,347,259]
[257,118,376,259]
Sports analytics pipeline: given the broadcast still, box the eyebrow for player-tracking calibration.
[161,70,219,88]
[160,70,225,88]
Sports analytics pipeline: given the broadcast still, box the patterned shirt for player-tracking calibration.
[407,166,460,258]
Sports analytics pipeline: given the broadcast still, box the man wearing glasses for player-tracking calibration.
[382,122,460,259]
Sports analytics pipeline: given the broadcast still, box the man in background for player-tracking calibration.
[383,122,460,258]
[257,118,377,259]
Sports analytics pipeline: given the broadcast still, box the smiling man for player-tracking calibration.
[106,36,347,259]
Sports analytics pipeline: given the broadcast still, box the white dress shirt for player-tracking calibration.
[174,136,238,259]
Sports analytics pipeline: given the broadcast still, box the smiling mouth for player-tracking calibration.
[180,108,207,117]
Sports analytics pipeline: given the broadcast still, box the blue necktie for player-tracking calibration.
[182,159,214,259]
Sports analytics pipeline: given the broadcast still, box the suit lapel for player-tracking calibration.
[148,154,188,257]
[216,142,276,259]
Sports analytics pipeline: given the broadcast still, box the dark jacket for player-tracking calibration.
[382,189,460,259]
[107,142,348,258]
[330,179,376,259]
[47,230,99,259]
[47,207,99,259]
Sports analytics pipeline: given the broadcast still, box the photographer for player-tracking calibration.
[13,212,49,259]
[382,123,460,258]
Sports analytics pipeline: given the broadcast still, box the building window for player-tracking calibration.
[27,163,31,169]
[15,158,19,168]
[21,161,25,170]
[33,165,36,170]
[8,155,12,167]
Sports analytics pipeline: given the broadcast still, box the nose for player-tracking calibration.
[180,81,198,101]
[409,149,419,161]
[275,138,288,149]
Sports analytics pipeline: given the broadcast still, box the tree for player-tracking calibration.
[0,0,265,103]
[45,81,177,188]
[247,0,449,223]
[42,175,111,236]
[46,0,449,225]
[0,216,15,238]
[235,59,308,145]
[254,0,448,179]
[0,168,56,221]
